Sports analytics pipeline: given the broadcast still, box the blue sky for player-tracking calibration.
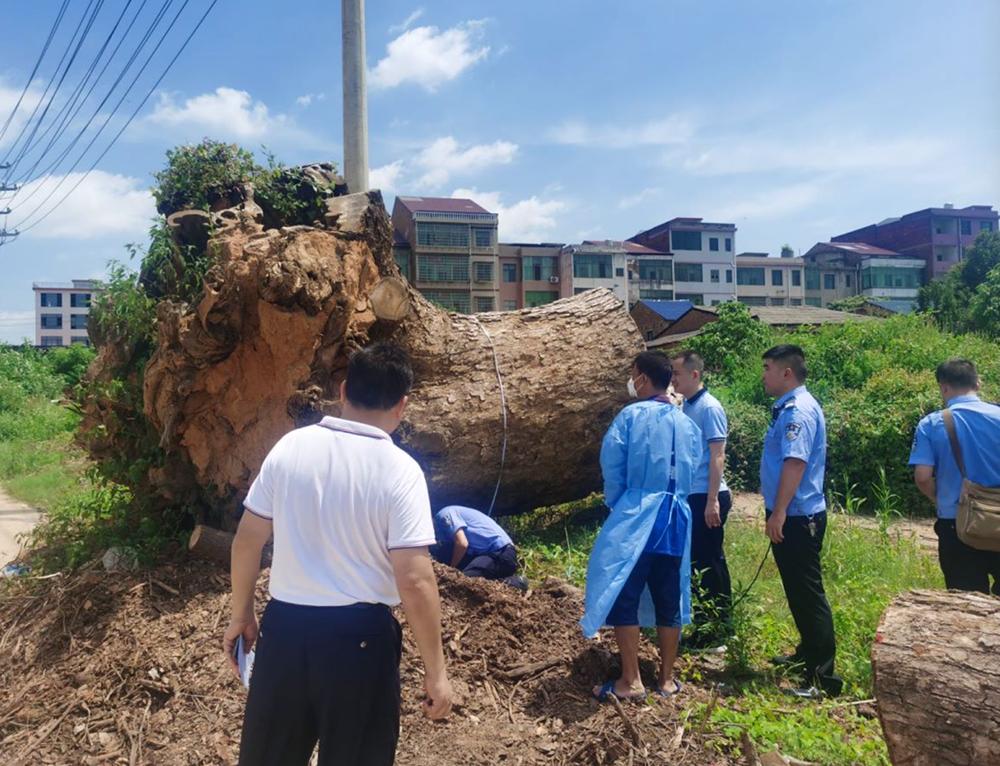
[1,0,998,342]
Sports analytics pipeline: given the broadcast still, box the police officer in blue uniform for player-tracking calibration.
[760,345,842,697]
[909,358,1000,594]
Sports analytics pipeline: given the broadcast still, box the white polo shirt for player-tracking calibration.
[244,416,435,607]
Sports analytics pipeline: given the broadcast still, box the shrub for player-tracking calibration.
[152,140,260,215]
[720,397,769,492]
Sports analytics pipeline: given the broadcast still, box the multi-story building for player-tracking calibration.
[734,252,806,307]
[391,196,500,313]
[497,243,570,309]
[559,241,630,304]
[33,279,100,347]
[626,241,674,305]
[802,242,925,308]
[832,204,998,281]
[628,217,737,306]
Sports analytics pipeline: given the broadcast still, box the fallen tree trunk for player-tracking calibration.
[871,589,1000,766]
[188,525,272,568]
[132,190,643,527]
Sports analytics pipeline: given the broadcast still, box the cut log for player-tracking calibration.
[188,524,273,569]
[131,190,644,526]
[871,589,1000,766]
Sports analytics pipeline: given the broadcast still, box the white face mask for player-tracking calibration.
[627,376,639,398]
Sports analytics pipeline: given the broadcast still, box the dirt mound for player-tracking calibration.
[0,562,731,765]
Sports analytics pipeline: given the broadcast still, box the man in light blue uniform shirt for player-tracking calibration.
[909,358,1000,594]
[671,351,733,649]
[760,344,841,697]
[430,506,524,588]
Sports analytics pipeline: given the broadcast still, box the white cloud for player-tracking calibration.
[453,187,567,242]
[370,160,405,195]
[710,180,827,222]
[370,21,490,91]
[550,115,695,148]
[295,92,325,107]
[389,8,425,34]
[148,87,289,140]
[415,136,517,188]
[618,187,661,210]
[0,77,44,149]
[13,171,153,240]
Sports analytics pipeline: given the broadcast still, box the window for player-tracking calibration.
[503,300,517,311]
[473,261,493,283]
[771,270,783,286]
[673,263,703,282]
[639,289,674,300]
[725,269,733,283]
[982,221,994,232]
[725,238,732,252]
[525,290,558,307]
[573,253,612,279]
[40,314,62,329]
[70,314,88,330]
[792,270,801,287]
[738,296,767,306]
[960,220,972,236]
[709,237,719,252]
[790,298,803,306]
[710,269,720,283]
[40,292,62,308]
[523,256,557,282]
[845,274,853,288]
[711,299,721,306]
[71,337,90,346]
[805,297,822,307]
[70,293,91,308]
[675,293,704,305]
[417,254,469,283]
[637,258,672,283]
[394,251,410,280]
[671,230,702,251]
[574,288,590,295]
[502,263,518,283]
[736,267,765,286]
[615,267,625,277]
[770,297,786,306]
[474,296,495,312]
[936,253,944,262]
[823,273,836,290]
[417,223,469,248]
[805,268,820,290]
[859,266,924,290]
[422,290,471,313]
[40,336,63,347]
[473,227,494,248]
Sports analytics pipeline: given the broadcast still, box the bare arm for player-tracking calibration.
[705,441,726,528]
[914,465,936,505]
[391,547,453,720]
[222,511,272,675]
[449,529,469,568]
[765,458,808,544]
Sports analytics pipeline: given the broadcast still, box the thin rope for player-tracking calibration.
[470,315,508,517]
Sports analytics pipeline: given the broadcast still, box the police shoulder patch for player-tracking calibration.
[785,422,802,441]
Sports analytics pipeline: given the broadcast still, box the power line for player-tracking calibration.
[11,0,220,236]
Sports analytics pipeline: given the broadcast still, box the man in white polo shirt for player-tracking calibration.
[223,343,452,766]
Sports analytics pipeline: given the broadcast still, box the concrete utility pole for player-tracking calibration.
[342,0,369,193]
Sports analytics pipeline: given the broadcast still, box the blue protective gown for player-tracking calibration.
[580,398,703,638]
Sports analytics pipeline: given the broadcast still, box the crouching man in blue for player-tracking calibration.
[761,345,842,698]
[581,351,702,702]
[430,505,527,590]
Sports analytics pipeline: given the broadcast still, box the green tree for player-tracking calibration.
[969,264,1000,338]
[686,301,771,378]
[152,140,260,215]
[959,230,1000,290]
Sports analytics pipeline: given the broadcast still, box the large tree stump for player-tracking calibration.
[872,589,1000,766]
[125,191,643,526]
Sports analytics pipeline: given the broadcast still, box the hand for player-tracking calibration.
[765,510,786,544]
[705,496,722,529]
[422,670,454,720]
[222,615,259,680]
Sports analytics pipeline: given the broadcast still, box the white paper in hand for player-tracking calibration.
[236,636,256,689]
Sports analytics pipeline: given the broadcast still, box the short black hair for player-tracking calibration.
[936,358,978,389]
[762,344,807,382]
[633,351,672,389]
[673,350,705,374]
[345,343,414,410]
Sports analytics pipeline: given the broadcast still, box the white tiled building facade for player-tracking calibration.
[34,280,100,347]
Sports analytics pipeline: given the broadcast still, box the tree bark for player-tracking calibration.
[188,524,272,568]
[871,589,1000,766]
[132,191,643,527]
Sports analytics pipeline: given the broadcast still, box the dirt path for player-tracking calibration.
[730,491,938,552]
[0,486,40,567]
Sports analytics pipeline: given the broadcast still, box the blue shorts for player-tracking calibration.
[605,553,682,628]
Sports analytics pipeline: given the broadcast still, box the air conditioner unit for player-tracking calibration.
[549,276,560,284]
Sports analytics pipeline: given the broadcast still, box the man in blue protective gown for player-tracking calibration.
[581,351,702,701]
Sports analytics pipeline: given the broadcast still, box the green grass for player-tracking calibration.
[509,500,943,766]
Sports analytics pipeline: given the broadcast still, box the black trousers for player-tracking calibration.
[460,543,518,580]
[767,511,842,695]
[689,491,733,638]
[935,518,1000,595]
[239,600,402,766]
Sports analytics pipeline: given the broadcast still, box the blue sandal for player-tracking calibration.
[592,680,647,702]
[653,680,683,699]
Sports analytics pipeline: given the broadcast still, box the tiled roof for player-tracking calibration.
[636,299,693,322]
[395,196,491,215]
